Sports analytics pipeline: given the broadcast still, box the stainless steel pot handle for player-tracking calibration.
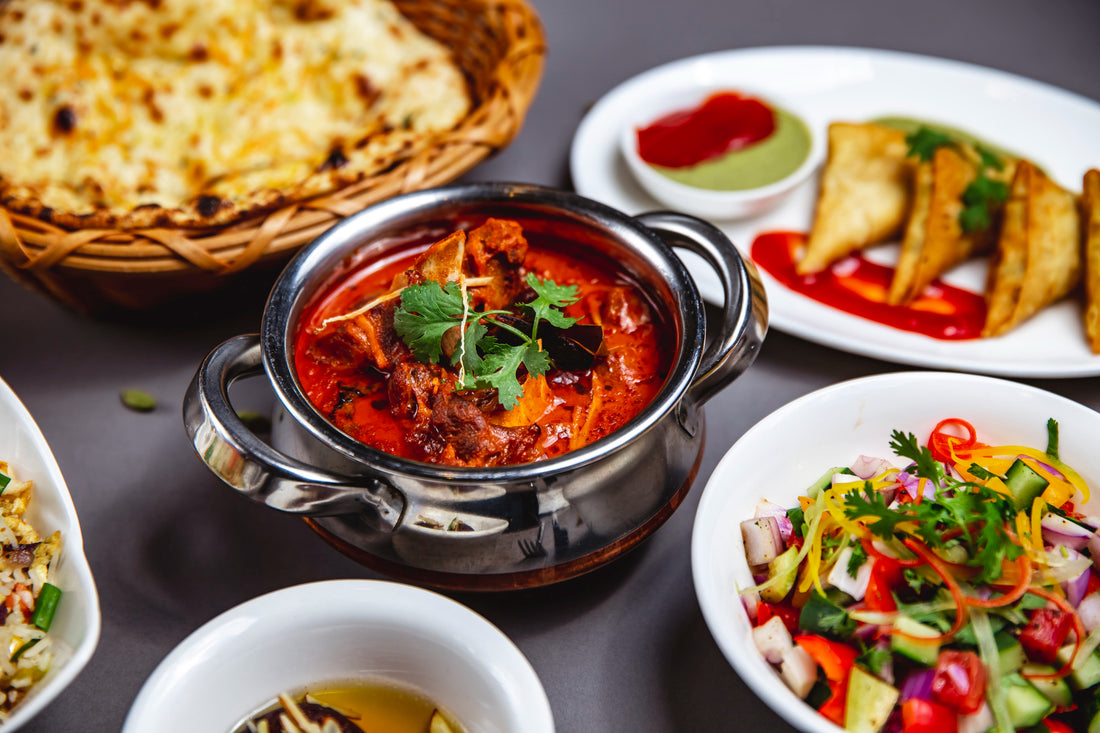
[635,211,769,406]
[182,334,405,530]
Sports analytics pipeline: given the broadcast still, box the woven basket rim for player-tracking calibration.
[0,0,545,279]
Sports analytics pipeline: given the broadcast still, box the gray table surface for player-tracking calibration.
[4,1,1100,730]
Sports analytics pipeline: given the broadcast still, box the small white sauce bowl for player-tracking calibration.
[691,371,1100,733]
[122,579,554,733]
[619,88,822,221]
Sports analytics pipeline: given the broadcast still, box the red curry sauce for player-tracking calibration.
[293,220,673,466]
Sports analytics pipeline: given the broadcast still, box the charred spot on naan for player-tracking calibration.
[797,122,913,275]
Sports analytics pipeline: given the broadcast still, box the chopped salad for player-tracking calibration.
[740,418,1100,733]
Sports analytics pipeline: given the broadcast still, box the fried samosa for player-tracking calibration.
[797,122,912,274]
[1082,169,1100,353]
[983,161,1082,338]
[888,145,1015,305]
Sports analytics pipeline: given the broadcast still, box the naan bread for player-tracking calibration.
[0,0,471,229]
[1082,169,1100,353]
[888,145,1014,305]
[797,122,912,275]
[983,161,1081,338]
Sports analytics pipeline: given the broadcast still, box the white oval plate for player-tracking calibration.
[0,376,100,730]
[571,46,1100,377]
[691,371,1100,733]
[123,579,554,733]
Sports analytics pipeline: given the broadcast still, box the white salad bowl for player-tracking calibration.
[122,579,554,733]
[691,371,1100,733]
[0,376,100,730]
[618,85,822,221]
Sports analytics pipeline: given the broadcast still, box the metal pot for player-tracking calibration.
[183,182,767,590]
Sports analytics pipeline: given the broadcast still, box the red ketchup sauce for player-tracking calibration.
[750,231,986,340]
[293,223,674,464]
[635,91,776,168]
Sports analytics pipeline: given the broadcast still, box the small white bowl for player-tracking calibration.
[122,579,554,733]
[619,88,822,221]
[0,377,100,731]
[691,371,1100,733]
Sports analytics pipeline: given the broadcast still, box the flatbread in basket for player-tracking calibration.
[0,0,544,312]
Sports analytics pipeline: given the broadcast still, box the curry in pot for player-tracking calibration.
[294,218,673,467]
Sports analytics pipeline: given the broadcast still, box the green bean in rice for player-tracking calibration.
[0,460,61,720]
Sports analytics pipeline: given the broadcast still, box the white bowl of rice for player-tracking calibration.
[0,376,100,729]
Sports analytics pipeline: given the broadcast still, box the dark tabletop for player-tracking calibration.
[4,1,1100,731]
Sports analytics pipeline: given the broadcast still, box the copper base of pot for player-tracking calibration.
[304,441,704,592]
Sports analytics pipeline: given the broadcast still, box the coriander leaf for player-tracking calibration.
[462,341,528,409]
[959,174,1009,234]
[889,429,944,485]
[904,567,930,594]
[1046,418,1060,460]
[452,320,489,374]
[524,273,580,332]
[906,127,954,162]
[394,281,466,364]
[520,341,552,379]
[843,488,907,538]
[976,145,1004,171]
[856,644,892,676]
[847,542,869,578]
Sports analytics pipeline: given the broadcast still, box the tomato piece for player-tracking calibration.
[865,557,903,612]
[794,634,858,683]
[931,650,986,714]
[901,698,958,733]
[757,601,800,635]
[1019,608,1074,665]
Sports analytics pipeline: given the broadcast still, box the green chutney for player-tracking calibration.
[650,107,812,191]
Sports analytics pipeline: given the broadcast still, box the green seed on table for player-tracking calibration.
[120,389,157,412]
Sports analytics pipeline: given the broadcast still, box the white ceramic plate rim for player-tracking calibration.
[690,371,1100,733]
[0,375,100,731]
[122,578,554,733]
[571,45,1100,377]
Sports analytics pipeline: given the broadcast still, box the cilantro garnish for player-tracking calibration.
[393,272,582,410]
[846,542,869,578]
[843,433,1024,585]
[1046,418,1060,460]
[903,125,1009,234]
[888,430,944,486]
[959,174,1009,233]
[905,127,954,162]
[856,643,893,677]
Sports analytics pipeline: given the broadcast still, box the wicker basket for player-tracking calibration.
[0,0,545,315]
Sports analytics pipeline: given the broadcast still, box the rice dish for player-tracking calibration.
[0,460,62,720]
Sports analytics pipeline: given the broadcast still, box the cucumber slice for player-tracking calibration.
[1055,644,1100,690]
[761,545,800,603]
[1000,673,1054,728]
[844,666,899,733]
[890,617,941,666]
[1004,458,1049,510]
[995,631,1026,675]
[1021,663,1073,707]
